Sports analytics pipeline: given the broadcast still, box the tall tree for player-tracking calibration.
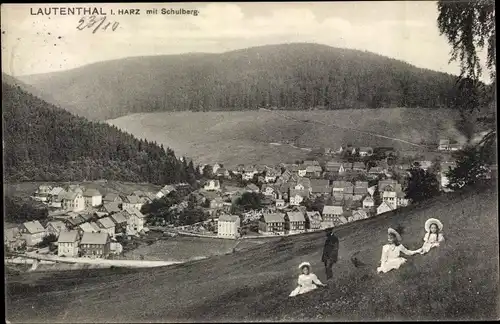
[404,168,440,203]
[437,0,496,189]
[437,0,495,81]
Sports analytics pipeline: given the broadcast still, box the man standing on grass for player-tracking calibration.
[322,228,339,280]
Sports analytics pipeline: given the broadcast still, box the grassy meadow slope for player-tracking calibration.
[6,185,498,322]
[107,108,465,167]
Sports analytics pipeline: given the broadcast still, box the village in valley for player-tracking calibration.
[6,138,482,264]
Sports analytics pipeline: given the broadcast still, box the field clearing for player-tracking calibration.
[6,185,498,322]
[107,108,468,167]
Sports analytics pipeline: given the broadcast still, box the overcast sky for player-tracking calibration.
[0,2,491,82]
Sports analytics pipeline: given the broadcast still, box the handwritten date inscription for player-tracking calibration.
[77,16,119,34]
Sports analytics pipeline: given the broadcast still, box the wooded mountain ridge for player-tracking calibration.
[2,78,199,184]
[21,43,461,120]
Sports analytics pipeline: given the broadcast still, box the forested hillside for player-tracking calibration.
[2,82,199,184]
[22,43,460,120]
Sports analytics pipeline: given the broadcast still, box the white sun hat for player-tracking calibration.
[425,218,444,232]
[298,262,311,270]
[387,228,402,242]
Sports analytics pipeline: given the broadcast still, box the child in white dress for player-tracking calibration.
[418,218,445,254]
[289,262,326,297]
[377,228,420,274]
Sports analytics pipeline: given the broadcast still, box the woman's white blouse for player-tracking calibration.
[297,273,323,289]
[423,232,445,244]
[380,244,417,263]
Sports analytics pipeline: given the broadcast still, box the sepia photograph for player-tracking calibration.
[2,1,498,322]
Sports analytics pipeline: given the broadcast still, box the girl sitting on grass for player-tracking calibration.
[377,228,420,274]
[289,262,326,297]
[418,218,445,254]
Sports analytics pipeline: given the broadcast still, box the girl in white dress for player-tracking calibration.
[289,262,326,297]
[418,218,445,254]
[377,228,420,274]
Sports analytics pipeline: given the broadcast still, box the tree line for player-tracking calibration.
[3,83,201,185]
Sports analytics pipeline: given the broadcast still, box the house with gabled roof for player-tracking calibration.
[377,201,396,215]
[289,189,309,206]
[111,212,129,233]
[123,207,147,235]
[242,166,259,181]
[286,211,306,233]
[83,188,103,207]
[325,161,345,174]
[342,182,355,200]
[57,230,80,257]
[46,221,67,237]
[217,215,240,239]
[306,211,322,230]
[353,182,368,201]
[294,177,312,191]
[264,167,281,183]
[122,195,147,210]
[80,232,110,258]
[310,179,331,197]
[204,179,221,191]
[275,198,286,209]
[103,193,123,204]
[19,221,46,246]
[78,222,100,236]
[259,213,285,235]
[61,191,85,212]
[350,209,369,222]
[97,217,116,238]
[33,185,52,202]
[305,165,322,178]
[261,184,275,196]
[298,164,308,177]
[321,205,343,228]
[101,202,122,215]
[363,196,375,209]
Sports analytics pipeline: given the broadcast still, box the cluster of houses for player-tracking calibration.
[4,184,168,258]
[193,155,426,238]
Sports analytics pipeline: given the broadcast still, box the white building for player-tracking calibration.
[57,231,80,257]
[377,201,396,215]
[362,196,375,209]
[217,215,241,239]
[61,191,85,212]
[83,188,103,207]
[19,221,46,246]
[204,179,221,191]
[124,207,147,235]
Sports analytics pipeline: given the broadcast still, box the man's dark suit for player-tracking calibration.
[322,231,339,280]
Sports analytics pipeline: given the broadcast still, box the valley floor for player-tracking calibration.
[6,185,499,322]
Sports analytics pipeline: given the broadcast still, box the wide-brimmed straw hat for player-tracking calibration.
[387,228,402,242]
[425,218,443,232]
[298,262,311,270]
